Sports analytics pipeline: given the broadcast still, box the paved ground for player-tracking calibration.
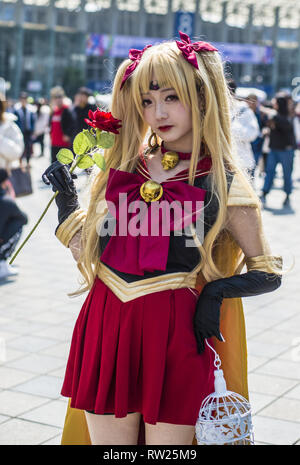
[0,145,299,445]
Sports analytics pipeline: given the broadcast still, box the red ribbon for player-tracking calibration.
[176,31,218,69]
[120,45,152,90]
[100,168,207,275]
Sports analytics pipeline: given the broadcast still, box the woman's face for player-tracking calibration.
[141,75,193,151]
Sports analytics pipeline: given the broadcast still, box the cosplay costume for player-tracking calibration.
[52,151,272,445]
[44,32,282,445]
[60,154,216,425]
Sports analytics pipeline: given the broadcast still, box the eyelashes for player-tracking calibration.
[166,95,179,102]
[141,94,179,107]
[142,99,152,107]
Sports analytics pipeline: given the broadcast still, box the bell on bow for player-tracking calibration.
[140,180,163,202]
[161,151,180,170]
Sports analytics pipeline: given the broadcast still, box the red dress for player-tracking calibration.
[60,156,215,425]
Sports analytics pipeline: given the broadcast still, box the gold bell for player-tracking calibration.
[161,151,180,170]
[140,180,163,202]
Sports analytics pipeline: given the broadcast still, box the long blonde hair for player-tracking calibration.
[75,40,261,295]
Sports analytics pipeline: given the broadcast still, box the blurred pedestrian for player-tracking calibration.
[0,168,28,279]
[5,99,15,114]
[49,86,75,164]
[294,102,300,182]
[13,92,36,167]
[247,94,268,176]
[33,98,50,158]
[261,94,296,208]
[0,93,24,175]
[71,87,97,175]
[293,102,300,150]
[228,80,259,179]
[72,87,97,137]
[259,100,275,175]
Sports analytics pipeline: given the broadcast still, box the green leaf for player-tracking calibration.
[82,129,97,148]
[56,148,74,165]
[93,152,106,171]
[97,131,115,149]
[73,132,90,155]
[76,155,95,169]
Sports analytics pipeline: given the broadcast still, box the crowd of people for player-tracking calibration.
[0,80,299,281]
[230,82,300,209]
[0,85,97,280]
[4,86,98,167]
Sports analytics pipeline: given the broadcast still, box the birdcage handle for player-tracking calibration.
[205,335,225,370]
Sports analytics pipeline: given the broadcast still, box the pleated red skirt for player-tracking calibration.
[61,276,215,426]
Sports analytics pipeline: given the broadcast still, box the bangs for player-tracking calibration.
[132,44,193,109]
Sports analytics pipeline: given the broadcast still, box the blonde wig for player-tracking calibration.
[74,39,274,296]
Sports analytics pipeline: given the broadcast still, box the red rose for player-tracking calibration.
[85,109,122,135]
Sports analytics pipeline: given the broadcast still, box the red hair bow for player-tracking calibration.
[176,31,218,69]
[120,45,152,89]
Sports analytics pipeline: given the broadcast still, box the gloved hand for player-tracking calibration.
[193,270,282,354]
[42,161,80,225]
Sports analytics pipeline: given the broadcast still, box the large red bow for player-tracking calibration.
[176,31,218,69]
[100,168,207,275]
[120,45,152,90]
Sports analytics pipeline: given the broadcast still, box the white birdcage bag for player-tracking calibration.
[195,340,254,445]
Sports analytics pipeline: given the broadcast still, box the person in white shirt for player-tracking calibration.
[227,80,260,180]
[0,94,24,171]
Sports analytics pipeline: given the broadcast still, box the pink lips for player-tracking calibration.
[158,125,173,132]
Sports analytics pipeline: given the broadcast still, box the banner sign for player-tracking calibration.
[86,34,273,64]
[86,34,161,58]
[215,42,273,64]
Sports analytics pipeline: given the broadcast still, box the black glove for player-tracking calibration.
[193,270,282,354]
[42,161,80,225]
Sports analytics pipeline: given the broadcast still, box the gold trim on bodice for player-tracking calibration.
[97,261,199,303]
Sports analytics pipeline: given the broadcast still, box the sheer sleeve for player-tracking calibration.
[225,205,271,258]
[68,230,83,262]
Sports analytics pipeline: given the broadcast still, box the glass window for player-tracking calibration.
[24,5,34,22]
[37,7,47,24]
[1,4,15,21]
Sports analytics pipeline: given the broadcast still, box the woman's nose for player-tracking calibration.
[155,103,168,119]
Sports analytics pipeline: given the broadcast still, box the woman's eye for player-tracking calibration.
[142,99,152,107]
[166,94,179,102]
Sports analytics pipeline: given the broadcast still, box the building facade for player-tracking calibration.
[0,0,300,99]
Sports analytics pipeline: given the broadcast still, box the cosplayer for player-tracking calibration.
[42,32,282,445]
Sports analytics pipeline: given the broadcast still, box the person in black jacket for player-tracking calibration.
[13,92,36,167]
[72,87,97,137]
[0,168,28,279]
[70,87,97,175]
[261,94,296,207]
